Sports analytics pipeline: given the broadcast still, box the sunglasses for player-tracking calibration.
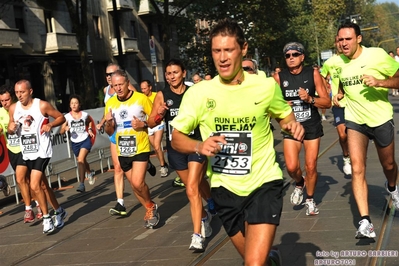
[285,52,302,59]
[106,72,114,77]
[243,66,254,72]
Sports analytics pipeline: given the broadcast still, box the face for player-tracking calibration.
[396,47,399,56]
[106,65,119,85]
[204,75,212,80]
[14,82,33,106]
[211,35,247,82]
[389,52,395,58]
[0,92,12,111]
[338,28,362,59]
[165,65,186,88]
[335,37,343,54]
[242,60,255,74]
[140,82,152,96]
[69,98,80,112]
[192,74,202,84]
[285,50,304,68]
[111,74,130,99]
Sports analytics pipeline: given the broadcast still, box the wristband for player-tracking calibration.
[154,114,163,124]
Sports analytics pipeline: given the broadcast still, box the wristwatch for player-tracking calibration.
[310,97,315,104]
[143,121,148,128]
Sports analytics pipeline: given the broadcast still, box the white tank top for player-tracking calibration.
[104,85,115,104]
[14,98,52,160]
[64,111,90,143]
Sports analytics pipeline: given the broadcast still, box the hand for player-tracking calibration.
[333,93,344,107]
[198,135,227,156]
[105,108,113,122]
[7,121,19,134]
[158,102,168,116]
[281,121,304,141]
[96,123,102,130]
[40,123,53,134]
[88,129,95,137]
[298,87,310,102]
[131,116,144,130]
[361,74,378,87]
[65,125,70,132]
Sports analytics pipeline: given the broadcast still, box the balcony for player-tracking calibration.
[43,32,78,54]
[0,28,21,48]
[111,37,139,55]
[106,0,134,11]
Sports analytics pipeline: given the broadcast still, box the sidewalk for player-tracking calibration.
[1,105,399,265]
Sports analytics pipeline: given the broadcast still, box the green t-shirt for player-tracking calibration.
[0,107,20,154]
[321,54,345,97]
[338,46,399,127]
[170,72,292,196]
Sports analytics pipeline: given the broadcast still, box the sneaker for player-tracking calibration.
[0,175,11,197]
[109,202,127,216]
[144,203,160,229]
[207,198,217,216]
[321,115,327,121]
[290,178,305,205]
[355,219,376,238]
[160,164,169,177]
[147,160,156,176]
[189,233,204,251]
[53,208,67,228]
[43,216,55,234]
[385,181,399,210]
[201,210,212,238]
[87,169,95,185]
[303,198,319,216]
[24,209,35,223]
[76,182,85,193]
[36,205,43,220]
[172,177,185,187]
[343,156,352,175]
[269,247,282,266]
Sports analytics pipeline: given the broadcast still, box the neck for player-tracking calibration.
[118,90,133,101]
[289,64,303,75]
[220,70,245,85]
[171,83,186,94]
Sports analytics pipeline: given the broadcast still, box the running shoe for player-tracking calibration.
[109,202,127,216]
[200,210,212,238]
[53,208,67,228]
[88,169,96,185]
[321,115,327,121]
[189,233,204,251]
[172,177,185,187]
[76,182,85,193]
[207,198,217,216]
[24,209,35,223]
[0,175,11,197]
[290,178,305,205]
[147,160,156,176]
[303,198,319,216]
[160,164,169,177]
[144,203,160,229]
[385,181,399,210]
[355,219,376,239]
[43,216,55,234]
[269,247,282,266]
[36,205,43,220]
[343,156,352,175]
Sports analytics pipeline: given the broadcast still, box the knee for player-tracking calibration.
[185,184,199,199]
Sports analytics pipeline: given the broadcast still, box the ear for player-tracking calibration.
[242,42,248,57]
[357,35,362,44]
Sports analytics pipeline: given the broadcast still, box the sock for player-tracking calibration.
[117,199,124,206]
[306,196,313,200]
[361,215,371,223]
[387,184,396,192]
[296,177,305,187]
[26,205,32,211]
[35,201,39,206]
[43,214,50,219]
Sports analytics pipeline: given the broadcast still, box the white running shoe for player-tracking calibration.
[160,165,168,177]
[303,198,319,216]
[355,219,376,239]
[385,182,399,210]
[88,169,95,185]
[343,156,352,175]
[189,233,204,251]
[201,210,212,238]
[43,216,55,234]
[290,177,305,205]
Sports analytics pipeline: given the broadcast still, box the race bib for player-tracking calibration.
[118,135,137,156]
[21,134,39,154]
[7,133,20,147]
[210,131,252,175]
[291,100,311,122]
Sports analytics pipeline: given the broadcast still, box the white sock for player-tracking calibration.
[25,205,32,211]
[117,199,124,206]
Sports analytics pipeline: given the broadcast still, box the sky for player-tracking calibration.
[376,0,399,5]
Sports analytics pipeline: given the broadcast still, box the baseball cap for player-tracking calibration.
[283,42,305,54]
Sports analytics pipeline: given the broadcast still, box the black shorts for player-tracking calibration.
[167,146,207,171]
[211,179,283,237]
[8,150,26,170]
[346,119,394,147]
[118,152,150,172]
[25,158,50,173]
[332,106,345,127]
[282,120,323,141]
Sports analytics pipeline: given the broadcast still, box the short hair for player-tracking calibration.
[112,69,129,82]
[107,62,120,69]
[69,94,83,107]
[0,84,17,102]
[337,22,361,37]
[242,58,258,74]
[15,79,32,89]
[165,58,186,72]
[140,80,152,87]
[209,18,246,49]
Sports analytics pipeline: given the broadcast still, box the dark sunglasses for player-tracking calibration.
[285,52,302,59]
[243,66,254,72]
[106,72,114,77]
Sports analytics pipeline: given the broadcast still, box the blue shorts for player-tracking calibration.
[332,106,345,127]
[167,145,207,171]
[109,131,116,144]
[71,137,92,157]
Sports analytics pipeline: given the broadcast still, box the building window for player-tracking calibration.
[14,6,25,33]
[147,23,153,37]
[44,10,53,33]
[130,20,136,38]
[93,16,102,39]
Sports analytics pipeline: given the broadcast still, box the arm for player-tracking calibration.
[333,81,345,107]
[148,91,168,128]
[104,108,115,136]
[275,112,304,141]
[298,69,331,109]
[87,115,95,137]
[40,100,66,133]
[59,120,68,135]
[362,70,399,89]
[7,103,18,134]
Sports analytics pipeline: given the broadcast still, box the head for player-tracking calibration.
[242,58,257,74]
[69,94,82,112]
[140,80,152,96]
[283,42,305,69]
[14,80,33,106]
[111,69,131,100]
[389,51,395,58]
[334,35,343,55]
[396,46,399,56]
[337,22,362,59]
[192,73,202,84]
[0,84,16,111]
[274,66,282,73]
[209,18,248,84]
[105,63,120,85]
[165,59,186,88]
[204,73,212,80]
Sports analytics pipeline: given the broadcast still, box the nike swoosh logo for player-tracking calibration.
[361,65,366,68]
[304,80,308,83]
[272,214,277,218]
[254,101,262,105]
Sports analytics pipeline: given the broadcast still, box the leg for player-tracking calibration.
[336,124,349,157]
[111,142,124,200]
[76,148,90,183]
[375,141,398,187]
[15,165,31,208]
[303,138,321,197]
[283,139,303,183]
[244,223,277,266]
[126,161,152,207]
